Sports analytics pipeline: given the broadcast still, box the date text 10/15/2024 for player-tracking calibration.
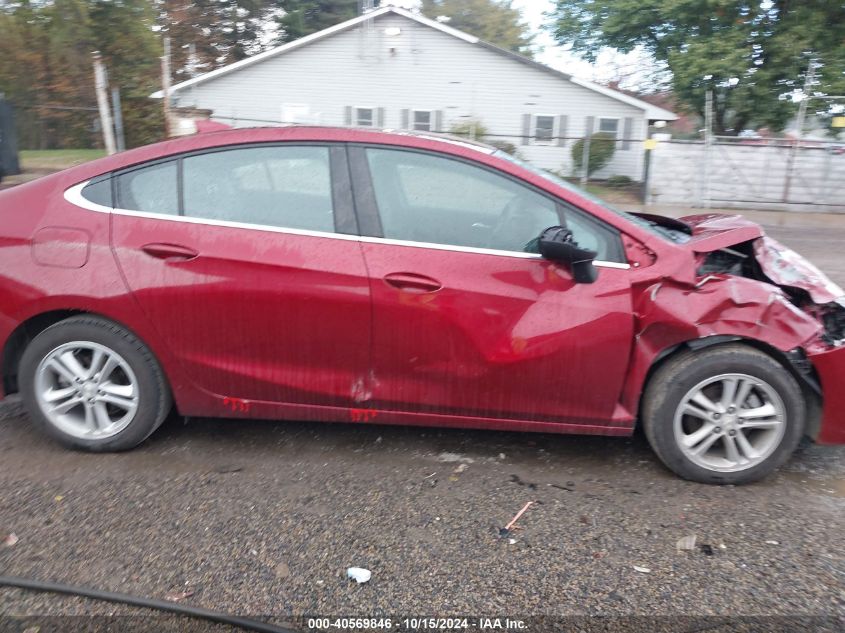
[306,618,528,630]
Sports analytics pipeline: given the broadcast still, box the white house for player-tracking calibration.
[154,5,676,180]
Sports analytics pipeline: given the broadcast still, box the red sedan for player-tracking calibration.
[0,127,843,484]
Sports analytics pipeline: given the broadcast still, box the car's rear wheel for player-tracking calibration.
[19,316,171,451]
[642,344,805,484]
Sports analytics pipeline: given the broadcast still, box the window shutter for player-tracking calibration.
[584,116,595,137]
[557,115,568,147]
[345,106,353,126]
[522,114,532,145]
[401,109,410,129]
[376,107,385,128]
[434,110,443,133]
[622,117,633,150]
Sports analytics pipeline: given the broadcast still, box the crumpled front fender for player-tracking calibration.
[753,236,845,304]
[621,274,823,416]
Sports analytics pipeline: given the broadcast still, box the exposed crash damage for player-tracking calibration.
[626,213,845,444]
[1,126,841,483]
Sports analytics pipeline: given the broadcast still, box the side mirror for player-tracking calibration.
[538,226,599,284]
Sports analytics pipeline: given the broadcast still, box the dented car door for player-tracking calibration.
[352,146,635,426]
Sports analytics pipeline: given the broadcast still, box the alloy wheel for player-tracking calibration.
[673,373,787,473]
[34,341,139,440]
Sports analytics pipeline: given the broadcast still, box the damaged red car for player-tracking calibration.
[0,127,843,484]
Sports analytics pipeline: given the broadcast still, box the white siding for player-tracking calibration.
[176,13,648,180]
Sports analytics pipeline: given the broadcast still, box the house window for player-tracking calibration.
[356,107,375,127]
[534,115,556,143]
[598,118,619,137]
[413,110,432,131]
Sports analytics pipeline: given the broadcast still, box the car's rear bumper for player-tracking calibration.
[809,344,845,444]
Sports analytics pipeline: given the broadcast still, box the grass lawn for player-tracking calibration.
[583,181,643,206]
[20,149,106,172]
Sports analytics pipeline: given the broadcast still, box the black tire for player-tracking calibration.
[642,344,805,485]
[18,315,172,451]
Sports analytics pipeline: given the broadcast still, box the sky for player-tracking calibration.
[390,0,659,88]
[510,0,597,77]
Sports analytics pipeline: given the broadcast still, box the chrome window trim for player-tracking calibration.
[65,181,114,215]
[359,235,542,259]
[592,260,631,270]
[64,179,630,269]
[65,180,361,243]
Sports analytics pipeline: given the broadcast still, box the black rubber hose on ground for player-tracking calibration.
[0,575,297,633]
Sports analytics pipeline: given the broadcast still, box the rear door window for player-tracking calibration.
[116,161,179,215]
[112,146,340,233]
[182,146,335,232]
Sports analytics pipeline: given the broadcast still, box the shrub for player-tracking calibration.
[571,132,616,177]
[449,119,489,141]
[606,174,634,188]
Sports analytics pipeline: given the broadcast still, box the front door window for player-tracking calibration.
[365,148,560,253]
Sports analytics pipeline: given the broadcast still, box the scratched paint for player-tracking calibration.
[222,397,251,413]
[350,409,378,423]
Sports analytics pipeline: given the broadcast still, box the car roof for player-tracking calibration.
[62,126,498,182]
[177,125,498,153]
[26,125,662,249]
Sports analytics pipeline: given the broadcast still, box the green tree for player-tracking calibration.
[0,0,164,148]
[90,0,163,147]
[0,1,51,148]
[158,0,274,76]
[548,0,845,135]
[274,0,360,44]
[43,0,96,147]
[272,1,536,55]
[571,132,615,177]
[0,0,97,148]
[421,0,534,56]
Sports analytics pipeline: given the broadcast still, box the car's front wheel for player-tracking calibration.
[19,315,171,451]
[642,344,805,484]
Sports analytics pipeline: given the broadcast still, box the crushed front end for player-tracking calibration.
[693,226,845,444]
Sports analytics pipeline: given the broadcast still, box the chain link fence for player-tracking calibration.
[647,136,845,212]
[8,103,845,214]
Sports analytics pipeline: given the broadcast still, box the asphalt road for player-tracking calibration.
[0,212,843,631]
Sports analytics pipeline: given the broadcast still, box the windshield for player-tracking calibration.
[492,150,687,243]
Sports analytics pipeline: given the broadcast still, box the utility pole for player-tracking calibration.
[111,87,125,152]
[161,37,172,138]
[783,60,816,203]
[703,89,713,208]
[92,51,117,155]
[580,118,594,187]
[187,42,198,106]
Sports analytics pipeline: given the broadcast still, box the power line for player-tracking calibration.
[18,104,99,112]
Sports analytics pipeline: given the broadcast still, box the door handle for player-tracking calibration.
[141,243,199,262]
[383,272,442,293]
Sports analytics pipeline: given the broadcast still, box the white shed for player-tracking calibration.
[154,5,676,180]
